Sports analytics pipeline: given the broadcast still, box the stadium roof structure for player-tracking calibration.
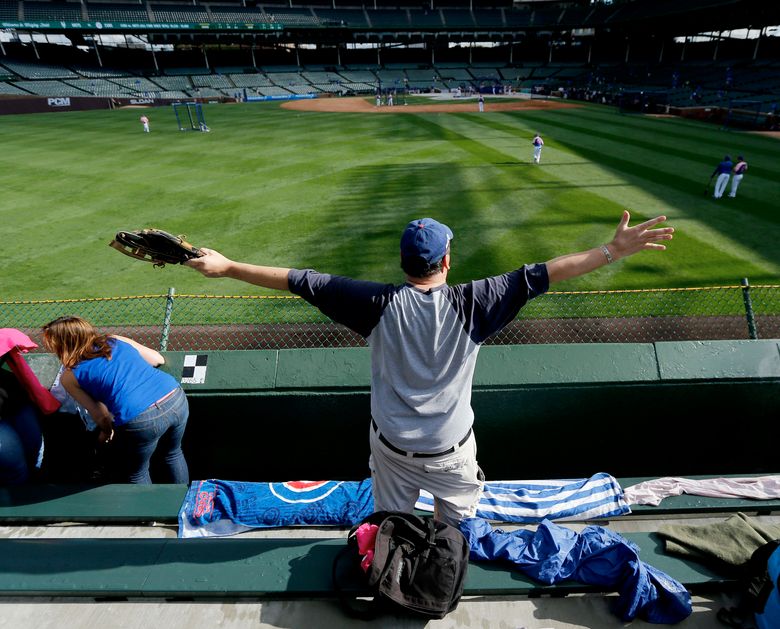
[588,0,780,37]
[0,0,778,51]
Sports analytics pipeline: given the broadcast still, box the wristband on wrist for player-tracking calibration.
[600,244,614,264]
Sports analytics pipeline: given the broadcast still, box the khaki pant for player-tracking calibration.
[368,424,484,527]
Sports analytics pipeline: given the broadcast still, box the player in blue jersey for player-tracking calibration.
[185,212,673,525]
[711,154,733,199]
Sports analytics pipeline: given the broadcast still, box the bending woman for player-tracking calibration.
[43,316,189,484]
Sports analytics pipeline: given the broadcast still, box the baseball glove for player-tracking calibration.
[109,228,202,268]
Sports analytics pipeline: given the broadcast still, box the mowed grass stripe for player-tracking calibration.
[0,104,777,300]
[448,111,780,284]
[402,114,590,281]
[556,105,780,159]
[2,107,519,296]
[516,108,779,186]
[237,110,537,280]
[308,113,539,283]
[505,109,779,223]
[542,106,780,180]
[489,110,780,276]
[402,113,694,289]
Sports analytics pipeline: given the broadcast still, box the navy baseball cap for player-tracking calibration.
[400,218,453,264]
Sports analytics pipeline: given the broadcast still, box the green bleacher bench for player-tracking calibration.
[0,484,187,523]
[1,474,778,524]
[0,532,733,599]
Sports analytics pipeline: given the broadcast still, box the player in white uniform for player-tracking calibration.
[532,133,544,164]
[729,156,748,198]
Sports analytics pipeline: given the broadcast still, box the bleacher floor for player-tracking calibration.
[0,592,749,628]
[2,514,778,628]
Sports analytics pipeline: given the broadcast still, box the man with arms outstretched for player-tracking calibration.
[185,212,673,526]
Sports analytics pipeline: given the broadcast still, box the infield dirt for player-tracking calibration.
[281,95,581,114]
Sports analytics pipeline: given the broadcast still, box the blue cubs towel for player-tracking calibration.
[179,473,630,538]
[179,479,374,538]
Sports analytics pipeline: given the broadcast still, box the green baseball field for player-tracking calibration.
[1,98,778,302]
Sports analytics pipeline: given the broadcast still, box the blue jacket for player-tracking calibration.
[460,517,692,624]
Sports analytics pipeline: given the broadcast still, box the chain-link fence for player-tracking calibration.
[2,281,778,351]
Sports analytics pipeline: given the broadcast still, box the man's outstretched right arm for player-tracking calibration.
[184,248,291,291]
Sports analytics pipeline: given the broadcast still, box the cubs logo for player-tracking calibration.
[191,481,215,518]
[269,480,344,504]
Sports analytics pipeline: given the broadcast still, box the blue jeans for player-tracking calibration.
[116,387,189,484]
[0,403,44,485]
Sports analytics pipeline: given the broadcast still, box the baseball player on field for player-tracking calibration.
[532,133,544,164]
[711,155,733,199]
[729,155,748,198]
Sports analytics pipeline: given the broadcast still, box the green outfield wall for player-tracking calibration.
[27,340,780,482]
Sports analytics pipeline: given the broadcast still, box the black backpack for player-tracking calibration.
[332,510,469,619]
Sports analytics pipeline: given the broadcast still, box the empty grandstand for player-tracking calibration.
[0,0,777,125]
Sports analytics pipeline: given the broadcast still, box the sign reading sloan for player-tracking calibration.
[47,97,71,107]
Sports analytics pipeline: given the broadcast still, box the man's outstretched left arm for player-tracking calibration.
[546,211,673,284]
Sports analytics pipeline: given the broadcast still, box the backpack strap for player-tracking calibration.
[406,517,437,583]
[716,606,751,629]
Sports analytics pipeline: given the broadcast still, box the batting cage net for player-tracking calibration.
[173,102,210,132]
[3,282,778,351]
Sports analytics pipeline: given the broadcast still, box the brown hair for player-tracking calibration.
[401,243,451,279]
[42,316,112,369]
[400,255,445,279]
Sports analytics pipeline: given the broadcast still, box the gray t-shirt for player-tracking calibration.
[288,265,548,453]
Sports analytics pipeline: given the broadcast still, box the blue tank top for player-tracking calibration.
[71,339,178,426]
